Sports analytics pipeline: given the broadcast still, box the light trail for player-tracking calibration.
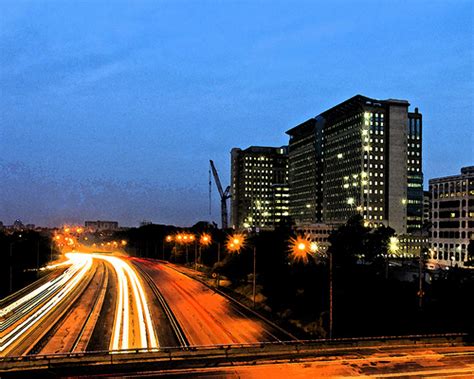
[0,253,92,355]
[89,254,158,351]
[1,251,157,356]
[1,255,80,321]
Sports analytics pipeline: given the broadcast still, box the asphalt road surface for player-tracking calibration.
[132,258,286,346]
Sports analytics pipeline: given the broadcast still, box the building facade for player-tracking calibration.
[286,95,423,235]
[429,166,474,268]
[85,220,119,232]
[286,118,322,225]
[231,146,289,230]
[406,109,424,233]
[296,223,336,255]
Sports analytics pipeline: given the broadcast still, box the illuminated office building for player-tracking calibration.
[429,166,474,268]
[286,95,423,234]
[231,146,289,230]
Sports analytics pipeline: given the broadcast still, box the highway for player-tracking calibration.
[0,253,93,356]
[1,251,473,378]
[2,252,291,357]
[132,258,289,346]
[90,254,158,351]
[0,252,160,356]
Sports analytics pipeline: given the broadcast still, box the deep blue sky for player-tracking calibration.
[1,1,472,227]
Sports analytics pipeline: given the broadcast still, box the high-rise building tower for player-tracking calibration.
[406,108,424,233]
[286,94,423,235]
[231,146,289,230]
[429,166,474,268]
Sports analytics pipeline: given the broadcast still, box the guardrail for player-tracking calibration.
[1,333,470,377]
[1,332,468,364]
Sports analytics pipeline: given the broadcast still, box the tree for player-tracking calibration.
[327,215,395,268]
[365,225,396,263]
[327,215,366,267]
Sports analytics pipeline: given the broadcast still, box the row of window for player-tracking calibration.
[433,251,467,262]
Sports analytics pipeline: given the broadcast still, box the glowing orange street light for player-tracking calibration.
[290,236,312,263]
[289,235,332,339]
[200,234,211,246]
[195,233,212,268]
[165,235,173,242]
[227,234,245,252]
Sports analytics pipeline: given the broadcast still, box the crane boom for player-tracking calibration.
[209,160,231,229]
[210,160,225,197]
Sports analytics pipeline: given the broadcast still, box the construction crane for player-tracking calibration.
[209,160,231,229]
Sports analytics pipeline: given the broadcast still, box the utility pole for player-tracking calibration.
[36,240,40,277]
[217,242,221,287]
[194,241,198,271]
[9,243,13,294]
[418,249,426,309]
[329,251,333,339]
[252,246,257,308]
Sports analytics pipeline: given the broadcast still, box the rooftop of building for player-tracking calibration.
[286,94,411,136]
[232,145,288,154]
[429,166,474,183]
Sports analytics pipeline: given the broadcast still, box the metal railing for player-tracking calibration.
[0,332,468,365]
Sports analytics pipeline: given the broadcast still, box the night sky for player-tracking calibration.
[1,1,472,227]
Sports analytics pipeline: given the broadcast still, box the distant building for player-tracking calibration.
[296,223,336,254]
[12,219,24,230]
[286,94,423,235]
[231,146,289,230]
[0,221,4,231]
[398,234,429,258]
[85,220,119,232]
[429,166,474,268]
[422,190,431,231]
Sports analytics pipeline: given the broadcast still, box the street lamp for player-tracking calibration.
[227,233,259,308]
[289,236,316,263]
[386,236,399,279]
[198,233,212,267]
[227,234,245,252]
[289,235,333,339]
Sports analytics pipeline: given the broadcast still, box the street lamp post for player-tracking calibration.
[329,250,333,339]
[165,235,173,261]
[197,234,211,270]
[9,242,13,294]
[194,239,198,270]
[387,236,399,280]
[418,248,427,310]
[227,234,255,305]
[290,236,333,337]
[217,242,221,287]
[252,246,257,308]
